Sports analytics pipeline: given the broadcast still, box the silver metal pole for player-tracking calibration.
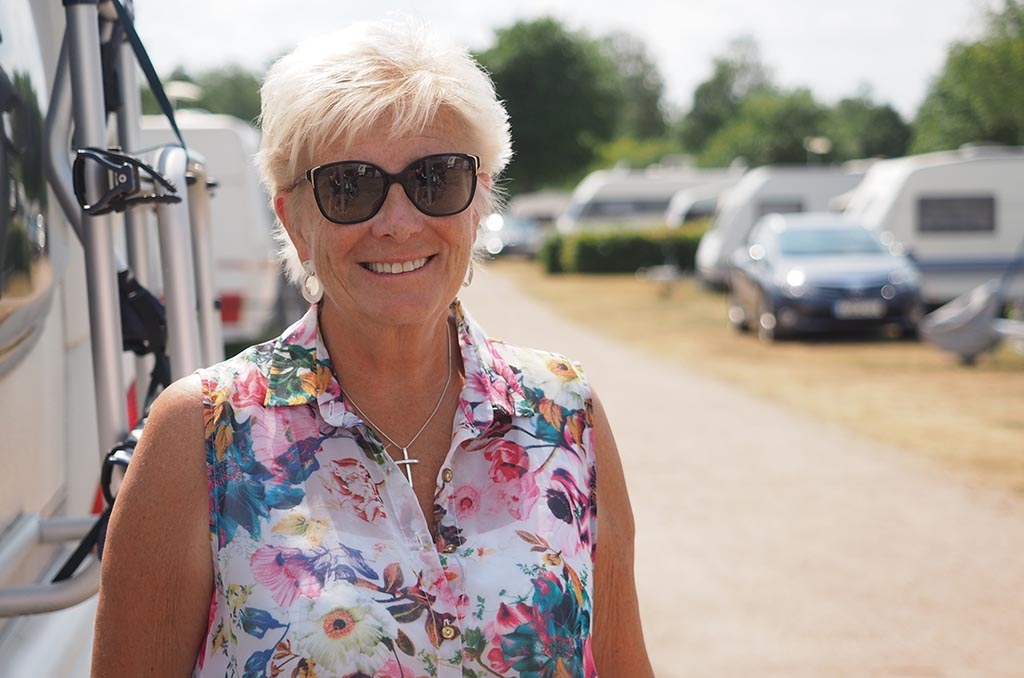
[155,146,203,378]
[43,36,83,242]
[187,163,225,365]
[113,0,153,415]
[66,0,128,451]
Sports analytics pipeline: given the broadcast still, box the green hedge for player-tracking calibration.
[539,225,705,275]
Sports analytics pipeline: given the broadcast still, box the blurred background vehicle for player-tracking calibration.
[841,144,1024,306]
[727,212,924,341]
[695,165,868,288]
[556,162,740,233]
[503,190,571,232]
[139,110,283,344]
[664,175,744,228]
[476,213,545,258]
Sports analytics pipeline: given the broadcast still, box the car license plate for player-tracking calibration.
[834,299,885,319]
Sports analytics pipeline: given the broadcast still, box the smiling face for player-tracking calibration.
[279,114,488,336]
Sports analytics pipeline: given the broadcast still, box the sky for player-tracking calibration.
[131,0,994,120]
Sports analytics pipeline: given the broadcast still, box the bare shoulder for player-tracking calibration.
[113,375,208,508]
[589,386,654,676]
[92,374,212,676]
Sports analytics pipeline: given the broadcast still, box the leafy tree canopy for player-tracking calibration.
[676,36,771,154]
[911,0,1024,152]
[699,88,827,167]
[475,17,624,193]
[825,95,910,160]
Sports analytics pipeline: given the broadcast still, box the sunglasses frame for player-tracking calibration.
[299,152,480,225]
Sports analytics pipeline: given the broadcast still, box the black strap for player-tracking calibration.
[109,0,187,152]
[51,505,112,582]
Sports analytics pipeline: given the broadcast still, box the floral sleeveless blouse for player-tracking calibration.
[194,302,598,677]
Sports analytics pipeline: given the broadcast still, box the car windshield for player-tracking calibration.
[776,227,888,256]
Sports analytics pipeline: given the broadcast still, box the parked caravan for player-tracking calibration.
[1,2,222,673]
[140,110,281,343]
[842,145,1024,305]
[556,164,742,233]
[665,175,744,228]
[695,166,866,287]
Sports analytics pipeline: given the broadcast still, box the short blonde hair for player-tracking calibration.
[256,18,512,282]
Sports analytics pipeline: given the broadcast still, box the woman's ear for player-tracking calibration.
[275,192,310,262]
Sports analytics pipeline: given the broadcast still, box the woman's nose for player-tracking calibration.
[369,184,424,241]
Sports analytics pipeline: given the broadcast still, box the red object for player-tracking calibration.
[220,293,242,325]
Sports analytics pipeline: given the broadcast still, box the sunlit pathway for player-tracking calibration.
[460,262,1024,678]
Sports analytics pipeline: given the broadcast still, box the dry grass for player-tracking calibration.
[491,258,1024,493]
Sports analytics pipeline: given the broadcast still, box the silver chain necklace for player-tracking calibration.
[341,321,454,489]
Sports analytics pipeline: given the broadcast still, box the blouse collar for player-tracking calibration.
[263,302,535,427]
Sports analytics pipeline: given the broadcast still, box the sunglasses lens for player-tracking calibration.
[310,154,477,224]
[313,163,386,223]
[404,154,477,217]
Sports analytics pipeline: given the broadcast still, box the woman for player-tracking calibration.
[92,19,652,677]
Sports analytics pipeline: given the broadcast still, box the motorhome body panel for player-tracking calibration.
[0,0,100,669]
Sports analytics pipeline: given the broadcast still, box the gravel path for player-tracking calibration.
[460,262,1024,678]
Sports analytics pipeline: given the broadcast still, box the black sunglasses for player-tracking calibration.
[297,152,480,224]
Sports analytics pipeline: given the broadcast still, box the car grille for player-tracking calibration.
[812,281,888,300]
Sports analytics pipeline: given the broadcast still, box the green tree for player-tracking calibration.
[142,65,262,125]
[699,88,828,166]
[193,66,262,124]
[598,32,668,139]
[911,0,1024,152]
[676,36,771,154]
[825,96,910,160]
[476,18,621,193]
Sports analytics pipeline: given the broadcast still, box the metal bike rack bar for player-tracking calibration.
[67,0,129,452]
[0,516,99,616]
[155,145,203,378]
[187,162,225,365]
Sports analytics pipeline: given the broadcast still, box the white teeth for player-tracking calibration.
[368,257,427,274]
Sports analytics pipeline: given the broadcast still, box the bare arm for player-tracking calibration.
[591,388,654,676]
[91,375,213,677]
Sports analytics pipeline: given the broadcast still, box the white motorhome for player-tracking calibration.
[664,175,744,228]
[695,166,866,287]
[1,2,224,673]
[140,110,282,344]
[842,145,1024,305]
[556,164,742,233]
[0,3,99,673]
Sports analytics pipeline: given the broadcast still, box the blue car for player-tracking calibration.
[727,213,924,341]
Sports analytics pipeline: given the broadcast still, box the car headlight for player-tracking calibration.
[889,266,920,287]
[782,269,807,297]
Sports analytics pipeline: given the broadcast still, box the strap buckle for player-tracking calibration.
[72,146,181,216]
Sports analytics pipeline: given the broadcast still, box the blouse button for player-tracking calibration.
[442,468,454,483]
[440,624,457,641]
[441,543,457,555]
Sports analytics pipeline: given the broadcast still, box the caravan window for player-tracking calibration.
[580,198,672,218]
[755,199,803,219]
[917,196,995,233]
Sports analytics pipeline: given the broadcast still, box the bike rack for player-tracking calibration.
[0,0,221,617]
